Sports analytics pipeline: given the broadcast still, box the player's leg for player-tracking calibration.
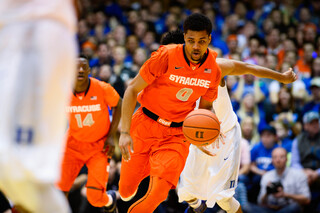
[0,20,76,212]
[184,198,207,213]
[128,134,189,213]
[217,197,242,213]
[85,149,115,208]
[119,108,151,201]
[128,176,172,213]
[56,139,85,196]
[215,124,243,213]
[118,152,150,201]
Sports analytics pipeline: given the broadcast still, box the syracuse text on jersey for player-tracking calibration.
[66,104,101,113]
[169,74,211,88]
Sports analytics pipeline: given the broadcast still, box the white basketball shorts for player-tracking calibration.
[178,123,241,208]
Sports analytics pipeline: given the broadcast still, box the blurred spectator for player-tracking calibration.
[277,38,297,67]
[304,23,317,44]
[112,45,128,76]
[224,34,239,59]
[98,64,125,98]
[262,54,278,86]
[113,25,127,46]
[237,91,266,130]
[81,41,96,60]
[296,43,315,79]
[91,11,110,43]
[131,47,147,74]
[251,147,311,213]
[291,111,320,212]
[234,138,251,209]
[269,62,308,106]
[233,74,268,105]
[89,43,112,68]
[248,125,279,203]
[304,57,320,94]
[273,120,293,153]
[124,35,139,67]
[78,20,90,48]
[241,116,260,146]
[302,77,320,115]
[242,35,260,62]
[266,28,282,55]
[266,86,302,125]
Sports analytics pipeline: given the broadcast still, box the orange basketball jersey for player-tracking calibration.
[138,44,221,122]
[66,78,120,142]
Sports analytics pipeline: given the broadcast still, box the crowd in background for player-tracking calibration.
[5,0,320,212]
[73,0,320,212]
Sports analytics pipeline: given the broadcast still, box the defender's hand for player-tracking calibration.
[281,68,297,84]
[119,132,134,161]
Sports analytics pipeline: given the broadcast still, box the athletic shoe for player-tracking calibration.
[184,200,207,213]
[103,190,117,213]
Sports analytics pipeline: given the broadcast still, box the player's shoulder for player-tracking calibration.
[90,77,112,90]
[157,44,182,53]
[208,48,218,59]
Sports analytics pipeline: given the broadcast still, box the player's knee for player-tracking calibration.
[119,182,138,201]
[86,188,108,207]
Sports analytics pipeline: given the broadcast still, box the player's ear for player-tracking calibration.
[208,34,212,43]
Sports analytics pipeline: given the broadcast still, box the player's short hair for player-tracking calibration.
[160,29,185,45]
[183,13,212,36]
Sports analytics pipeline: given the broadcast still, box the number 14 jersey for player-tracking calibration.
[66,78,120,142]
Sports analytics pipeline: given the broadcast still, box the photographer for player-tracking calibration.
[252,147,310,213]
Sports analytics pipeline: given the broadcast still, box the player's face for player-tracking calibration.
[184,30,211,64]
[76,59,90,83]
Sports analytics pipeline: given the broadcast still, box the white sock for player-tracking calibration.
[105,194,113,207]
[189,199,201,209]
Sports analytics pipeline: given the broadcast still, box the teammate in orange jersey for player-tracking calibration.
[57,57,121,213]
[118,13,297,213]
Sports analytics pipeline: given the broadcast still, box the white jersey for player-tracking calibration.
[178,83,241,209]
[0,0,76,32]
[213,84,237,133]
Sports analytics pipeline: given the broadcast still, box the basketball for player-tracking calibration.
[182,109,220,146]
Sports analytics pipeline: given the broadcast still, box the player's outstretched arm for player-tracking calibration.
[103,98,122,157]
[119,74,148,161]
[217,58,297,84]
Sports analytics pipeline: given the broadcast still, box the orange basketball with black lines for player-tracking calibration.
[183,109,220,146]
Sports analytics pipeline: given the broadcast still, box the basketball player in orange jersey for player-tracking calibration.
[160,30,297,213]
[118,14,297,213]
[57,57,121,213]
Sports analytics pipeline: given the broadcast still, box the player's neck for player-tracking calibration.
[74,79,90,93]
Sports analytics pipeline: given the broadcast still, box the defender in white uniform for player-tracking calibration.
[178,79,242,213]
[0,1,77,212]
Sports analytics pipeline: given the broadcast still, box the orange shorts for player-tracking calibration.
[57,136,109,192]
[119,107,190,194]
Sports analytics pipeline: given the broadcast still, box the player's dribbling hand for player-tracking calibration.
[119,132,134,161]
[280,68,297,84]
[103,137,115,157]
